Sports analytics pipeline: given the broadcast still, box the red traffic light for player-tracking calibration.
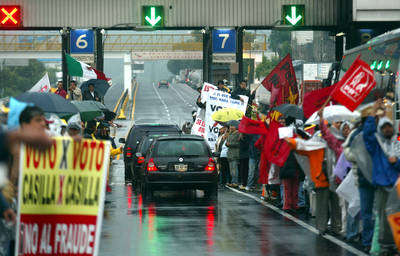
[0,5,21,27]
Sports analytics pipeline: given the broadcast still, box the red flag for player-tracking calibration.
[264,120,291,167]
[261,54,298,108]
[239,116,268,135]
[303,86,336,118]
[331,56,376,111]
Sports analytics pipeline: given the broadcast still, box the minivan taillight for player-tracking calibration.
[137,156,145,164]
[205,158,215,171]
[126,147,133,158]
[147,158,158,172]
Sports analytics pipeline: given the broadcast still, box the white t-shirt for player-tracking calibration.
[220,140,228,158]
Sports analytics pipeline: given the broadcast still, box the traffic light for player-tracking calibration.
[142,6,164,27]
[281,5,305,26]
[0,5,21,27]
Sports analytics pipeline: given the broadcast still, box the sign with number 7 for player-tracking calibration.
[212,29,236,53]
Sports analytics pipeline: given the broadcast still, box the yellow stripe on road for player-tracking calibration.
[131,82,139,120]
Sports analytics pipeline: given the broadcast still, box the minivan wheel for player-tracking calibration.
[141,182,152,201]
[205,184,218,200]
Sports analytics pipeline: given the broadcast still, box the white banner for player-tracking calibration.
[201,82,217,103]
[29,73,51,93]
[191,108,206,137]
[205,90,248,150]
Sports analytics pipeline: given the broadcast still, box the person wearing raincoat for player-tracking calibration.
[286,130,342,235]
[363,99,400,255]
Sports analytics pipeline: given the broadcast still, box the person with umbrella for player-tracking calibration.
[68,80,82,101]
[54,81,67,99]
[226,120,240,187]
[83,83,101,102]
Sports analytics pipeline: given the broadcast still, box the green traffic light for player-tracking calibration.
[370,60,377,70]
[385,60,391,70]
[142,6,164,27]
[377,60,383,70]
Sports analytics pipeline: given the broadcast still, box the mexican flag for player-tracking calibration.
[66,54,108,80]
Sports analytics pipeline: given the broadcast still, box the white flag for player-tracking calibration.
[29,73,51,93]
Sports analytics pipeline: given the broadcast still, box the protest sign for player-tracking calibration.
[191,108,206,137]
[205,91,248,150]
[331,56,376,111]
[201,82,217,103]
[16,137,110,256]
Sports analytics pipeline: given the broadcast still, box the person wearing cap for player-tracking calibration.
[363,99,400,255]
[216,80,230,93]
[67,122,82,139]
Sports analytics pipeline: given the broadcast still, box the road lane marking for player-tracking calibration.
[152,82,171,121]
[170,84,192,107]
[227,186,368,256]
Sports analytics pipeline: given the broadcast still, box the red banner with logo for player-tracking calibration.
[331,56,376,111]
[261,54,299,108]
[303,85,336,118]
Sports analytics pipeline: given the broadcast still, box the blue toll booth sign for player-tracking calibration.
[70,29,94,54]
[212,29,236,53]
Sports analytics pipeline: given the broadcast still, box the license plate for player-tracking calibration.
[175,164,188,172]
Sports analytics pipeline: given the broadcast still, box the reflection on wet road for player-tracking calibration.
[99,83,359,256]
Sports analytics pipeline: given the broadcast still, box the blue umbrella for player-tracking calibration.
[16,92,79,116]
[80,79,110,98]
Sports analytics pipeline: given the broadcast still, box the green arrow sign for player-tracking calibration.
[142,6,164,27]
[281,5,305,26]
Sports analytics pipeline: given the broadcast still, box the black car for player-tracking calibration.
[122,123,181,183]
[158,80,170,88]
[137,135,219,200]
[132,134,174,185]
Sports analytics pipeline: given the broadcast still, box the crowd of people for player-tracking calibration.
[0,80,122,255]
[191,80,399,256]
[54,80,101,102]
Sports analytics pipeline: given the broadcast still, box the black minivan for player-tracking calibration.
[137,135,219,200]
[121,123,181,183]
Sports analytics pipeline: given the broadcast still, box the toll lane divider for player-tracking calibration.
[117,90,129,120]
[226,186,368,256]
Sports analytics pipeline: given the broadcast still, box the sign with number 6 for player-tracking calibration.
[70,29,94,54]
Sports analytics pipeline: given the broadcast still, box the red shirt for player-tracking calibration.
[55,88,67,99]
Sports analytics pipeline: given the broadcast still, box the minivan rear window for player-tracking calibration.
[156,140,208,157]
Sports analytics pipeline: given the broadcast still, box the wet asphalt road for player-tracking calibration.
[99,83,362,256]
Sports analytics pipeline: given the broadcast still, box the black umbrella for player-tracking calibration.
[273,104,304,120]
[16,92,79,115]
[80,79,110,98]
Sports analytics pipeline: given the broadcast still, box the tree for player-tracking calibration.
[167,60,202,75]
[269,30,292,58]
[255,56,280,80]
[0,59,46,97]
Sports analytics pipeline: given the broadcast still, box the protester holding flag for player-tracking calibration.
[54,81,67,99]
[363,99,400,254]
